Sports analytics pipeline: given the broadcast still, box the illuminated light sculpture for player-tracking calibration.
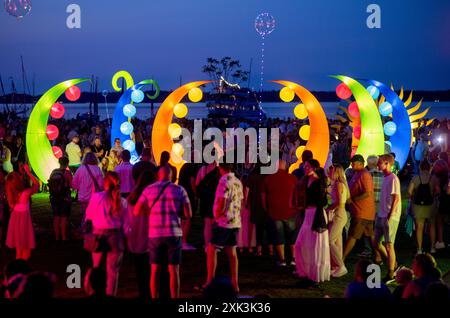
[110,70,160,163]
[378,101,393,117]
[331,75,384,160]
[152,81,211,177]
[366,85,380,100]
[348,101,360,118]
[52,146,63,159]
[364,79,412,169]
[295,146,306,159]
[168,123,182,139]
[272,80,330,170]
[174,103,188,118]
[65,85,81,101]
[384,121,397,137]
[46,124,59,141]
[50,103,65,119]
[336,83,352,100]
[299,125,310,140]
[294,103,308,119]
[188,87,203,102]
[26,78,90,183]
[280,87,295,102]
[122,104,136,117]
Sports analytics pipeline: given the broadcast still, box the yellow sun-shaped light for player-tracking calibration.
[280,87,295,102]
[168,123,182,139]
[299,125,310,140]
[294,103,308,119]
[188,87,203,102]
[174,103,188,118]
[295,146,306,159]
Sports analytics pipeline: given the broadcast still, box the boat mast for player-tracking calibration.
[0,74,10,113]
[247,58,252,89]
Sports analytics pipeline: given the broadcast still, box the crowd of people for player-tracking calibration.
[0,112,449,300]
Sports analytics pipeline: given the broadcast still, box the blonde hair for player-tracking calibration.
[331,164,349,193]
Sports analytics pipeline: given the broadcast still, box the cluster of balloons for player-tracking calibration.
[4,0,31,19]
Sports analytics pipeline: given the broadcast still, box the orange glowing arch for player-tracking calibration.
[272,80,330,170]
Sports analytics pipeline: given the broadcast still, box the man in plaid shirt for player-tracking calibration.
[359,155,383,258]
[134,165,192,298]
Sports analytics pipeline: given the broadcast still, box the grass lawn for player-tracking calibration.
[1,192,449,298]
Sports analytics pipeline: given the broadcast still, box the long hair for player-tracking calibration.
[6,172,25,208]
[103,172,122,217]
[128,170,157,206]
[331,164,349,194]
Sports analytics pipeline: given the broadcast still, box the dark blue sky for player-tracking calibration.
[1,0,449,93]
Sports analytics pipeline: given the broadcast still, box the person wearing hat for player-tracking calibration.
[343,154,376,262]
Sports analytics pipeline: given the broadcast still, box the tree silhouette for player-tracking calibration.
[202,57,249,87]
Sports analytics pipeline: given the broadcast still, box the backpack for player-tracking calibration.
[48,169,68,198]
[414,175,433,206]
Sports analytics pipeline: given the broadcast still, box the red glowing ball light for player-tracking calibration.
[52,146,63,159]
[46,124,59,141]
[50,103,65,119]
[336,83,352,100]
[65,86,81,101]
[348,101,360,118]
[353,125,361,139]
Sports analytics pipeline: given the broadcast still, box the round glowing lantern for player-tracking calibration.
[366,85,380,100]
[131,89,144,103]
[295,146,305,159]
[46,125,59,141]
[294,103,308,119]
[299,125,310,140]
[174,103,188,118]
[336,83,352,100]
[52,146,63,159]
[353,125,361,139]
[172,143,184,157]
[348,101,360,118]
[168,123,182,139]
[123,139,136,152]
[123,104,136,117]
[50,103,65,119]
[384,121,397,136]
[120,121,134,135]
[188,87,203,102]
[280,87,295,102]
[65,86,81,101]
[378,101,393,117]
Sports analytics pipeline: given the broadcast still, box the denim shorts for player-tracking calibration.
[148,236,182,265]
[210,223,239,248]
[374,217,399,244]
[268,217,298,245]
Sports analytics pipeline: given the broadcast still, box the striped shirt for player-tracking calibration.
[136,181,190,238]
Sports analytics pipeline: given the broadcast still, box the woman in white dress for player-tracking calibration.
[326,164,349,277]
[1,142,13,173]
[294,159,330,284]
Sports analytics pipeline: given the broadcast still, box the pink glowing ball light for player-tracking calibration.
[65,86,81,101]
[336,83,352,100]
[50,103,65,119]
[46,125,59,141]
[52,146,63,159]
[348,101,360,118]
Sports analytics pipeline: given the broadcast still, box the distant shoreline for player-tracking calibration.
[1,89,450,104]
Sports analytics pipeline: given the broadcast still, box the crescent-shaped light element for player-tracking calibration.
[364,79,411,169]
[331,75,384,160]
[111,79,157,162]
[367,80,411,169]
[112,70,134,92]
[152,81,211,175]
[145,79,160,100]
[26,78,90,183]
[271,80,330,168]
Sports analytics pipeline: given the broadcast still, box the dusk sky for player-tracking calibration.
[1,0,449,93]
